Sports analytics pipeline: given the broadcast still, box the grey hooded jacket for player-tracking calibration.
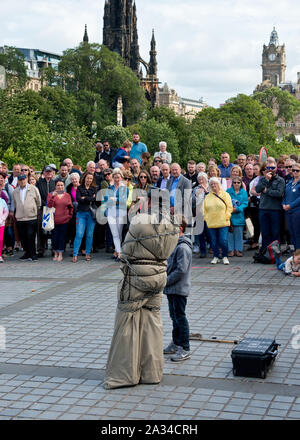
[164,235,193,297]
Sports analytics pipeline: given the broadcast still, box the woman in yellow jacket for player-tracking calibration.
[204,177,233,265]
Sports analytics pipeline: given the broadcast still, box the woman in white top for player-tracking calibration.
[104,169,129,262]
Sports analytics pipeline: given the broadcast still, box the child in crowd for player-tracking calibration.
[276,249,300,277]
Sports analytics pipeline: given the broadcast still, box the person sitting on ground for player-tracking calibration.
[275,248,300,277]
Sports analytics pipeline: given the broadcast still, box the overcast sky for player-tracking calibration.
[1,0,300,107]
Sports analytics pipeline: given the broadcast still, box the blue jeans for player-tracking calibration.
[209,227,229,258]
[259,209,281,251]
[73,211,95,257]
[167,294,190,351]
[228,226,244,252]
[286,211,300,250]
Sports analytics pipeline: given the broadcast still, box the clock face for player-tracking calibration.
[268,53,276,61]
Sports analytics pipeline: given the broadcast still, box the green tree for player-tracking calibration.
[100,125,131,149]
[55,43,147,128]
[0,46,27,89]
[253,86,300,122]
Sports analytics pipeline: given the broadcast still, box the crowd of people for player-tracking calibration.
[0,132,299,276]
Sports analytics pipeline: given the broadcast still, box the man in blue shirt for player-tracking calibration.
[130,132,148,165]
[218,152,234,178]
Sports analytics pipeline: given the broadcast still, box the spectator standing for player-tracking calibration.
[159,163,171,190]
[285,158,296,184]
[72,173,97,263]
[237,154,247,174]
[207,165,227,191]
[0,194,9,263]
[64,158,82,177]
[218,152,234,178]
[227,176,248,257]
[55,163,71,189]
[8,164,21,188]
[47,180,73,262]
[66,173,80,248]
[167,163,192,217]
[204,177,233,265]
[100,141,116,167]
[130,159,141,185]
[94,141,104,164]
[255,160,285,251]
[130,132,148,164]
[36,165,56,257]
[282,162,300,250]
[103,169,128,262]
[192,172,210,257]
[13,174,41,262]
[154,141,172,164]
[150,166,161,187]
[184,160,198,189]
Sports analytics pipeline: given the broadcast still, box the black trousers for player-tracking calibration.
[167,294,190,351]
[17,220,38,258]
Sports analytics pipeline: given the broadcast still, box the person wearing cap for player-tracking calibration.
[36,166,56,257]
[13,174,41,262]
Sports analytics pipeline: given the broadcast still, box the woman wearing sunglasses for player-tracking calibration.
[226,176,248,257]
[282,162,300,250]
[255,160,285,252]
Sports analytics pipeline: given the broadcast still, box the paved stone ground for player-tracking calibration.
[0,245,299,420]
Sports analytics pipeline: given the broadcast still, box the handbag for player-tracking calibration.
[42,206,55,232]
[245,217,254,239]
[213,193,234,232]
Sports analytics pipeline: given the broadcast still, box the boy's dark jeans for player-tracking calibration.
[167,294,190,351]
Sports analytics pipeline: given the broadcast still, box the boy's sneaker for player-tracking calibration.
[0,256,4,263]
[163,341,179,355]
[171,347,191,362]
[211,257,219,264]
[223,257,230,265]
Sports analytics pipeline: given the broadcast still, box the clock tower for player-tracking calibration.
[262,27,286,86]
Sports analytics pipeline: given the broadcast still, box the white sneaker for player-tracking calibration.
[223,257,230,265]
[193,245,200,254]
[0,256,3,263]
[211,257,219,264]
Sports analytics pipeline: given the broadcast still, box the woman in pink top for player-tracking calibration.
[47,180,73,262]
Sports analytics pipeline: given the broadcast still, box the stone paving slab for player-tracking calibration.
[0,249,299,420]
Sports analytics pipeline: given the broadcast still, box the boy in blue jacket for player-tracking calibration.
[163,216,193,362]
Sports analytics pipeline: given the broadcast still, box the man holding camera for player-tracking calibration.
[255,157,285,251]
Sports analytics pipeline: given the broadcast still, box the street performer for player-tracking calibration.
[104,190,180,389]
